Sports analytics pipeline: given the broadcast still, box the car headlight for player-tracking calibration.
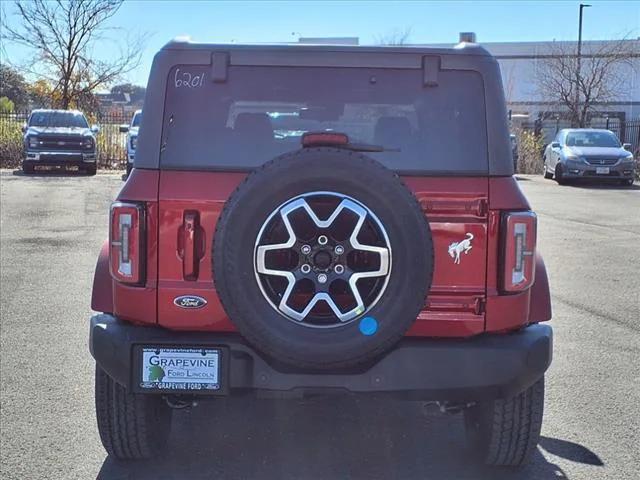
[130,136,137,150]
[83,137,95,149]
[622,153,634,163]
[565,156,585,167]
[28,136,39,148]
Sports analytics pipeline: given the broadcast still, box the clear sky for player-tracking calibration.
[3,0,639,87]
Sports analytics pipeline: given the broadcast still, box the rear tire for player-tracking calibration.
[86,165,97,176]
[543,162,553,179]
[95,366,172,460]
[464,377,544,466]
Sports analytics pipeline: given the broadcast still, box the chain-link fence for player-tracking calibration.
[0,110,129,169]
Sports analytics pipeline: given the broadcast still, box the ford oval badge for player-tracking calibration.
[174,295,207,309]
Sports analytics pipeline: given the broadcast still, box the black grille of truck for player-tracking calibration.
[37,136,85,150]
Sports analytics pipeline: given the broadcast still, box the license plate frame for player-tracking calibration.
[595,167,610,175]
[134,345,229,395]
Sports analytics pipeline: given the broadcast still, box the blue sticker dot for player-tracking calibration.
[359,317,378,336]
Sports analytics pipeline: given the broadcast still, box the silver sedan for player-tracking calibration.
[543,128,635,186]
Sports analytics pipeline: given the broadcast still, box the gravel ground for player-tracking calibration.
[0,170,638,479]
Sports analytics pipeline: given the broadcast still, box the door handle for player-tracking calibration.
[182,211,199,280]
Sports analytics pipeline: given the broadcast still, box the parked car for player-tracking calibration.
[90,36,552,466]
[119,109,142,178]
[22,109,99,175]
[543,128,635,185]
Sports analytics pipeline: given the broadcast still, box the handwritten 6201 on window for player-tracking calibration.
[174,68,205,88]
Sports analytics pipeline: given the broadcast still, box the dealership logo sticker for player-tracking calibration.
[174,295,207,309]
[447,233,474,265]
[147,365,165,382]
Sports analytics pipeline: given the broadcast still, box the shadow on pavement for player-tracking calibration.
[11,168,92,177]
[563,179,639,190]
[97,396,583,480]
[539,436,603,466]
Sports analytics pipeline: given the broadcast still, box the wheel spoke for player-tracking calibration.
[254,192,392,327]
[281,292,351,322]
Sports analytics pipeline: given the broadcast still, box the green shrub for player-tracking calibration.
[0,97,15,114]
[0,116,24,168]
[96,123,127,169]
[515,129,545,174]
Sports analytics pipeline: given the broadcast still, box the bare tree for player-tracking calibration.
[535,38,638,127]
[375,27,412,46]
[1,0,146,110]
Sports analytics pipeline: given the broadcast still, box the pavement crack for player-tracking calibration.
[553,294,639,333]
[537,211,640,236]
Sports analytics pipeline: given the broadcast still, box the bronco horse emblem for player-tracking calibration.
[448,233,474,265]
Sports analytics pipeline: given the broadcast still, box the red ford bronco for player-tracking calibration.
[90,34,552,466]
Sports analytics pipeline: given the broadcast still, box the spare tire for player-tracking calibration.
[213,148,433,370]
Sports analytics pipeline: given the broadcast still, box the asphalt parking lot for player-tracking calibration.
[0,170,638,480]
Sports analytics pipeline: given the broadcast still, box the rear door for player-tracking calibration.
[155,53,490,333]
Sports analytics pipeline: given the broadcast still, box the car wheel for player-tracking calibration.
[555,165,567,185]
[22,163,34,174]
[213,148,434,370]
[464,377,545,466]
[543,159,553,179]
[95,366,172,460]
[86,165,97,176]
[620,179,634,186]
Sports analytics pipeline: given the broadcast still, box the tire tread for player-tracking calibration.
[94,366,171,460]
[466,377,544,466]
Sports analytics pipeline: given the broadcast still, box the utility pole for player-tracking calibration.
[575,3,591,126]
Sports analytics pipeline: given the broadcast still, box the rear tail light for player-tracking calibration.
[110,201,145,284]
[502,211,536,292]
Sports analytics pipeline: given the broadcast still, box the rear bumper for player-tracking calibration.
[89,314,552,401]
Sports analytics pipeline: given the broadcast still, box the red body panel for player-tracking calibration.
[94,170,550,336]
[529,253,552,323]
[157,171,245,330]
[402,177,488,336]
[91,240,113,313]
[483,176,539,333]
[111,169,159,326]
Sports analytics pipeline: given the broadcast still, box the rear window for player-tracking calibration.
[160,65,488,174]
